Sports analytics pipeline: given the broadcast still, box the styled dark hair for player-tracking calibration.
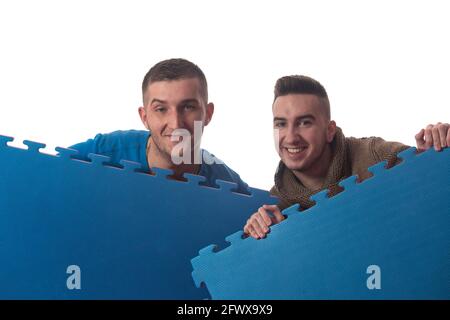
[274,75,330,119]
[142,58,208,103]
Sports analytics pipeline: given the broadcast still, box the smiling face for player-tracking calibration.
[273,94,336,175]
[138,77,214,164]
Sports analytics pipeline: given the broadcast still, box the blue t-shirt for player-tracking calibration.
[69,130,249,193]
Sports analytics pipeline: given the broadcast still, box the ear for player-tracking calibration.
[327,120,337,143]
[204,102,214,126]
[138,106,149,130]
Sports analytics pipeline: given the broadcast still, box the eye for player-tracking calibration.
[298,119,312,127]
[184,104,196,110]
[154,106,167,113]
[274,122,286,128]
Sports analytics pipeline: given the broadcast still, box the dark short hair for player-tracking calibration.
[142,58,208,104]
[274,75,330,119]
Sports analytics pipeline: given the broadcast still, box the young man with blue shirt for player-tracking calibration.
[69,58,248,192]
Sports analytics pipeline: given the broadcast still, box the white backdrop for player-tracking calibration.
[0,0,449,190]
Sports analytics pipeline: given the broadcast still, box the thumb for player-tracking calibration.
[415,129,425,148]
[415,129,424,141]
[263,204,285,223]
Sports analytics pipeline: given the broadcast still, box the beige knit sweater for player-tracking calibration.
[270,127,410,210]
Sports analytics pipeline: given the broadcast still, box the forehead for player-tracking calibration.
[145,78,202,103]
[273,94,324,118]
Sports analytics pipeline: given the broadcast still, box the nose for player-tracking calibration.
[167,109,184,129]
[284,125,301,145]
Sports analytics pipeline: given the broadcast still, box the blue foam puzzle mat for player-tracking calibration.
[0,135,277,299]
[191,147,450,299]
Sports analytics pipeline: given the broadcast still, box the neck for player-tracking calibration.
[292,143,333,191]
[147,137,200,180]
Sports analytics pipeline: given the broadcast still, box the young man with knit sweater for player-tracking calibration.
[244,75,450,239]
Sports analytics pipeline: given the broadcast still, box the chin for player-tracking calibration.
[282,159,307,171]
[167,147,179,159]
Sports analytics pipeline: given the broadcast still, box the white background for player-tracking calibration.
[0,0,449,190]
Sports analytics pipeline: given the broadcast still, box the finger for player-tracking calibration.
[447,127,450,147]
[243,222,251,235]
[415,129,426,152]
[415,129,425,145]
[244,213,262,238]
[262,204,279,210]
[438,124,449,148]
[255,211,270,235]
[258,207,272,226]
[263,204,285,223]
[424,125,433,149]
[246,224,259,239]
[250,217,266,238]
[431,126,441,151]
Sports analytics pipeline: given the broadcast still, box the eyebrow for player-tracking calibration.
[150,98,167,105]
[150,98,200,106]
[273,114,315,122]
[179,99,200,105]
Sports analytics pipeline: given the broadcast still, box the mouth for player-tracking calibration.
[164,133,190,140]
[284,146,307,154]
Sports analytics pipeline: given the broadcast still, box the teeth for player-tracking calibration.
[287,147,306,153]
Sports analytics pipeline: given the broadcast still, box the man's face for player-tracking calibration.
[273,94,335,173]
[139,78,214,162]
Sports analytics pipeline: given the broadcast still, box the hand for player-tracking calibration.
[415,122,450,152]
[243,205,285,239]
